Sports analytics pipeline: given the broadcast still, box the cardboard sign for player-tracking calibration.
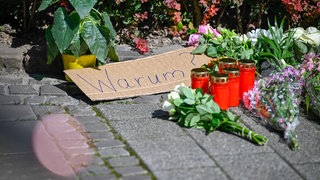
[64,47,212,101]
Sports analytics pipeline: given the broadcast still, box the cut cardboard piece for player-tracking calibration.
[64,47,212,101]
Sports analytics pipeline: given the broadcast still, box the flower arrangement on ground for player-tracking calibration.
[162,84,268,146]
[300,52,320,117]
[243,67,304,150]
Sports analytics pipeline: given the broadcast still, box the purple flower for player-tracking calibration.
[188,34,201,47]
[198,24,221,37]
[198,25,210,34]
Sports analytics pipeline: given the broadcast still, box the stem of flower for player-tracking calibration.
[220,120,268,145]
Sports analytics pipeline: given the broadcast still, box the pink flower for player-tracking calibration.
[135,38,148,54]
[198,24,221,37]
[198,25,210,34]
[188,34,201,47]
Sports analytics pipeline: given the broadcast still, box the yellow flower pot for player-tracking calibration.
[62,54,96,82]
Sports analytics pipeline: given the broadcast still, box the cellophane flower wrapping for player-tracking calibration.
[301,52,320,117]
[243,66,304,150]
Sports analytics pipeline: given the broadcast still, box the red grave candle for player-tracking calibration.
[218,58,237,73]
[210,73,229,110]
[239,59,256,100]
[223,68,240,107]
[191,68,210,93]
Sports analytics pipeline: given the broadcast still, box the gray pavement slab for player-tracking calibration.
[153,167,228,180]
[0,104,37,121]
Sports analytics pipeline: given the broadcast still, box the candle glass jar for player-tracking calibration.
[239,59,256,100]
[218,58,237,73]
[191,68,210,93]
[210,73,229,110]
[223,68,240,107]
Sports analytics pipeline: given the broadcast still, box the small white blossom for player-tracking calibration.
[168,91,180,101]
[162,100,175,113]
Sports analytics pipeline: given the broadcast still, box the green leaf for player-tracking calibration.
[45,26,59,64]
[81,20,108,63]
[102,12,117,40]
[207,100,220,113]
[185,113,200,127]
[51,8,79,53]
[182,86,195,100]
[184,98,196,105]
[196,104,214,115]
[38,0,56,11]
[226,111,235,121]
[206,46,217,57]
[69,0,97,19]
[210,118,221,130]
[173,98,183,107]
[108,46,119,62]
[192,44,207,54]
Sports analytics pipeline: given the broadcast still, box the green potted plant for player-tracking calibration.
[38,0,119,80]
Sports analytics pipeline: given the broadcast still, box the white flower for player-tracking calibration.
[168,91,180,101]
[292,26,320,47]
[162,100,175,112]
[173,83,186,95]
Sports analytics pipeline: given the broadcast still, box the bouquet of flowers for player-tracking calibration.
[301,52,320,117]
[162,84,268,146]
[243,67,304,150]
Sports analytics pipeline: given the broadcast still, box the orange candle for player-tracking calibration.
[218,58,237,73]
[210,73,229,110]
[191,68,210,93]
[239,59,256,100]
[223,68,240,107]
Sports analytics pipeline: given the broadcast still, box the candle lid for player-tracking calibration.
[191,68,209,78]
[239,59,255,69]
[223,67,240,76]
[219,58,237,65]
[211,73,229,84]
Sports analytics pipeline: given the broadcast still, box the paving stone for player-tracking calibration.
[81,122,110,132]
[32,105,66,117]
[32,122,77,178]
[0,76,23,85]
[95,103,162,120]
[8,85,38,95]
[66,104,96,117]
[0,121,36,154]
[185,128,273,156]
[48,96,80,106]
[0,85,5,94]
[133,94,165,104]
[0,153,76,180]
[24,96,47,105]
[153,167,228,180]
[99,147,130,158]
[85,165,112,175]
[115,166,148,177]
[109,118,185,141]
[121,174,152,180]
[94,140,125,149]
[0,104,37,121]
[214,153,302,180]
[108,156,140,167]
[269,130,320,165]
[76,116,104,125]
[127,136,216,171]
[78,173,117,180]
[87,132,115,141]
[294,162,320,180]
[0,95,21,104]
[40,85,68,96]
